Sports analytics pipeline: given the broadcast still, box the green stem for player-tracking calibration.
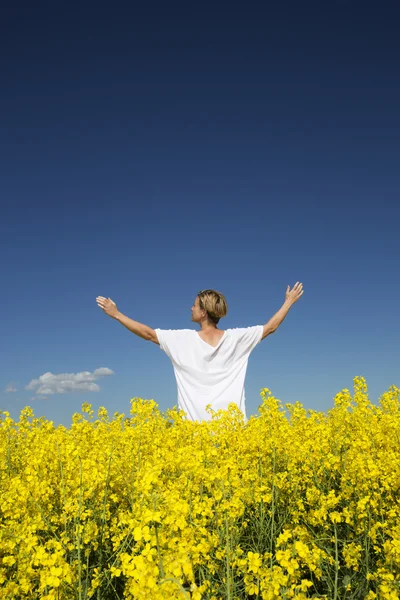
[97,449,113,600]
[225,510,231,600]
[7,431,11,476]
[77,458,83,600]
[334,523,339,600]
[56,442,68,536]
[153,495,165,579]
[270,447,276,569]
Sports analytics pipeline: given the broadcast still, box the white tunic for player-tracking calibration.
[154,326,263,422]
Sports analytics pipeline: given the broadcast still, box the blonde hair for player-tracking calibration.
[197,289,228,325]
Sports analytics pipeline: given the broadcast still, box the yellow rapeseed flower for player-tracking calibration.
[1,376,400,598]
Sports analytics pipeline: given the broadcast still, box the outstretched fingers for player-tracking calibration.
[96,297,108,309]
[288,282,304,300]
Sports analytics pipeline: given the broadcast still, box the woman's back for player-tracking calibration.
[154,326,263,421]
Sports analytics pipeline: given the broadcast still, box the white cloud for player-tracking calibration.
[4,382,17,393]
[93,367,114,376]
[25,367,114,398]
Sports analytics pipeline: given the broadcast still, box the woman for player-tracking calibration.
[96,283,303,422]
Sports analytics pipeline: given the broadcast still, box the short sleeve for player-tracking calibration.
[234,325,264,358]
[154,329,185,363]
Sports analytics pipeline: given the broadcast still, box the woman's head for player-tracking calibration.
[191,289,228,325]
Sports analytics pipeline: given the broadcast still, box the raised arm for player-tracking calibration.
[96,296,159,344]
[262,282,304,340]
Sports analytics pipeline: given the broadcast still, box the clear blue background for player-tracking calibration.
[2,2,399,427]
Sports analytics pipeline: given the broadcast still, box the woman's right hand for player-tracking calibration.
[286,282,304,305]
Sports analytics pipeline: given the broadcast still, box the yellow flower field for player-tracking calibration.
[1,376,400,599]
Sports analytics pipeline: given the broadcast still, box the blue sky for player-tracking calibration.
[2,2,399,427]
